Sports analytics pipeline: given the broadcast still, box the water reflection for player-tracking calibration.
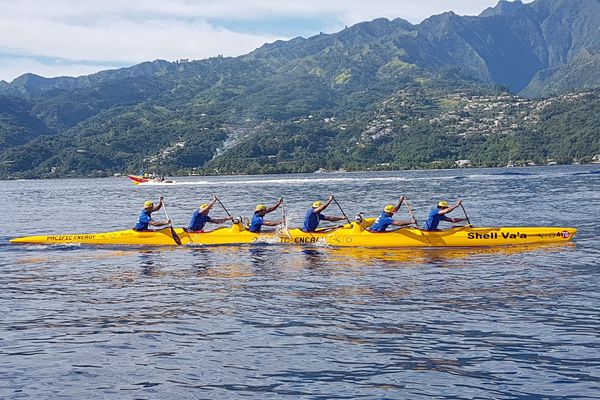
[190,247,212,271]
[301,248,326,269]
[138,250,158,276]
[2,167,597,399]
[322,242,576,267]
[248,247,271,270]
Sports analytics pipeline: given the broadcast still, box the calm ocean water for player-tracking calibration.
[1,166,599,399]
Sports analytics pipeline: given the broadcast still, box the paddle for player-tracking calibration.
[280,200,292,239]
[331,195,352,226]
[162,199,182,245]
[405,199,432,246]
[459,203,472,227]
[404,200,420,228]
[281,201,288,229]
[214,196,232,219]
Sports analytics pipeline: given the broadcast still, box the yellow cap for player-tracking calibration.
[255,204,266,211]
[438,201,449,208]
[384,205,395,213]
[200,203,209,209]
[144,201,154,208]
[312,201,322,208]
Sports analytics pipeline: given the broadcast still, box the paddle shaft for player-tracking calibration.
[281,201,288,227]
[460,203,472,226]
[281,201,292,238]
[405,200,432,246]
[214,197,232,218]
[162,201,182,245]
[404,201,419,228]
[332,197,352,226]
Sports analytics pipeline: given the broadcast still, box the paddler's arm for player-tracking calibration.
[262,218,284,227]
[438,200,461,215]
[152,196,165,212]
[392,196,405,212]
[314,195,334,213]
[443,217,465,223]
[210,216,234,224]
[323,216,346,222]
[200,196,218,213]
[391,218,416,227]
[149,218,171,227]
[265,198,283,213]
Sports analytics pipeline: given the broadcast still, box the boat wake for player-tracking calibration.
[133,170,593,187]
[17,243,83,251]
[134,175,468,187]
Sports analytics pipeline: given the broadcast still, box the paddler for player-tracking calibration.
[424,200,466,231]
[302,195,346,232]
[133,197,171,231]
[187,196,233,232]
[248,198,284,233]
[369,196,416,232]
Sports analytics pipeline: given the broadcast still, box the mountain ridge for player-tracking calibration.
[0,0,599,178]
[3,0,600,96]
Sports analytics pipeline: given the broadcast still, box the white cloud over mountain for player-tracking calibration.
[0,0,531,81]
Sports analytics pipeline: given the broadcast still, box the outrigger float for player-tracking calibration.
[10,219,576,248]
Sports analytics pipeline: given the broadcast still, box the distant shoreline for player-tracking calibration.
[2,162,597,181]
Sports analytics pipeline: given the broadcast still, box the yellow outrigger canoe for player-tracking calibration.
[9,223,333,247]
[325,222,576,247]
[10,220,576,248]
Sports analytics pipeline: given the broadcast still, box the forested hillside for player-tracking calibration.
[1,0,600,178]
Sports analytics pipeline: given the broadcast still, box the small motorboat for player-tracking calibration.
[127,174,175,185]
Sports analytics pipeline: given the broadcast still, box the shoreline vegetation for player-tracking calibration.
[2,87,599,180]
[2,89,599,180]
[1,161,597,181]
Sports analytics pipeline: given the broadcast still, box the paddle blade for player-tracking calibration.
[171,227,182,245]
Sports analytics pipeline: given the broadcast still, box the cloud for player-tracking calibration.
[0,17,278,63]
[1,0,531,24]
[0,0,532,81]
[0,57,122,82]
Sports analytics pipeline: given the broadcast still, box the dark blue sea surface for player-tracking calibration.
[1,166,599,399]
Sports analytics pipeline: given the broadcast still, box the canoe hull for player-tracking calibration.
[279,228,331,245]
[184,226,276,245]
[325,226,577,247]
[185,227,331,246]
[10,225,577,248]
[9,225,294,246]
[9,228,185,246]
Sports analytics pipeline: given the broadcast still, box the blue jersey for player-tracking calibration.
[248,213,264,233]
[302,209,326,232]
[370,211,393,232]
[424,208,448,231]
[188,210,213,231]
[134,209,152,230]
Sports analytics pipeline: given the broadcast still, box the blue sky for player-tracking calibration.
[0,0,531,82]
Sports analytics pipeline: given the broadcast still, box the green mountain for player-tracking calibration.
[481,0,600,96]
[1,0,600,178]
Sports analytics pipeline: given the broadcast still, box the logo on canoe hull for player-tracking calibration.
[46,234,97,242]
[537,231,572,239]
[467,232,527,240]
[280,237,323,244]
